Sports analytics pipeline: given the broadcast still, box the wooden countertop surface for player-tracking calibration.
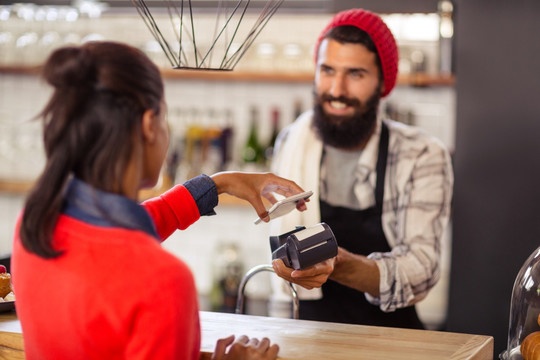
[0,310,493,359]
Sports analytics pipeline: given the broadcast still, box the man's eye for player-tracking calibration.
[320,66,333,75]
[319,65,332,74]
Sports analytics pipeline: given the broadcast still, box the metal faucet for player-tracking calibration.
[235,264,299,319]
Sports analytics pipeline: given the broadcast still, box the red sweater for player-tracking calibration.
[12,184,203,359]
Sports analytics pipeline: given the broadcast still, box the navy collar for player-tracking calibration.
[62,178,159,239]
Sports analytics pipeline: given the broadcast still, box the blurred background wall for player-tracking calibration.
[0,0,456,328]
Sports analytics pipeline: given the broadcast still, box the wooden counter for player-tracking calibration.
[199,312,493,360]
[0,310,493,359]
[0,313,24,360]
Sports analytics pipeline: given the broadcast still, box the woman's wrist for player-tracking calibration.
[183,174,218,215]
[209,172,227,194]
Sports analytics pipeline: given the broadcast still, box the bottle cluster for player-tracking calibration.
[165,108,234,185]
[241,106,281,171]
[163,100,304,187]
[163,101,302,187]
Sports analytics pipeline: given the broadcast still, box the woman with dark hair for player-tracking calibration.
[11,41,306,359]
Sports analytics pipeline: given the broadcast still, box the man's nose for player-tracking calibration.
[328,74,347,98]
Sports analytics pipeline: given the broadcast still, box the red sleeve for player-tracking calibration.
[142,185,200,241]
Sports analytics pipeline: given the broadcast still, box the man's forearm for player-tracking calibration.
[329,247,381,297]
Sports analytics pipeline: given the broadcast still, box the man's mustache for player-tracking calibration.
[320,94,361,108]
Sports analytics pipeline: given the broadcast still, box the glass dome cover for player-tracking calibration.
[501,246,540,360]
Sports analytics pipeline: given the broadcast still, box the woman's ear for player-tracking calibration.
[141,109,157,143]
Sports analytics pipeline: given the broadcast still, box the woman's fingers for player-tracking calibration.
[213,335,280,359]
[247,337,259,348]
[211,335,235,360]
[210,172,308,223]
[266,343,280,358]
[257,337,270,352]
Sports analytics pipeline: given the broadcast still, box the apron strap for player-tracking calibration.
[375,122,389,214]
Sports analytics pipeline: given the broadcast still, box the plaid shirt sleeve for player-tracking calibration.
[366,121,454,312]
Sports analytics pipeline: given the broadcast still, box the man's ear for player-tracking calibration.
[141,109,157,143]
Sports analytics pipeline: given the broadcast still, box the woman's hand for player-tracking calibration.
[272,257,336,290]
[211,335,279,360]
[210,172,308,222]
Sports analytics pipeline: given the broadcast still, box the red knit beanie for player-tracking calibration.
[315,9,399,97]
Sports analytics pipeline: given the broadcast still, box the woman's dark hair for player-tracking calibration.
[324,25,384,82]
[20,41,164,258]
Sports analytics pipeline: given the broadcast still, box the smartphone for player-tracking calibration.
[254,190,313,224]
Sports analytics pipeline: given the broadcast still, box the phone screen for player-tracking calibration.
[254,191,313,224]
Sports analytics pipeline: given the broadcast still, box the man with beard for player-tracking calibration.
[269,8,454,329]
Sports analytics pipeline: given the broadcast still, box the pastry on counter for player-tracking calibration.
[521,314,540,360]
[0,265,11,298]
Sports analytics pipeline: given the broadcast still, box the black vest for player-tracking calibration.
[299,123,424,329]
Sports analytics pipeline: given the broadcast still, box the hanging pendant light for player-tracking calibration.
[131,0,283,71]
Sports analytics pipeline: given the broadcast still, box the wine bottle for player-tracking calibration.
[242,106,263,167]
[219,109,234,171]
[293,99,303,122]
[264,106,280,164]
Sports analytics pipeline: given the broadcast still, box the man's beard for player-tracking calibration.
[312,88,380,149]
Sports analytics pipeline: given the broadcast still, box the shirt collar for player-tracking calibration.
[62,177,159,239]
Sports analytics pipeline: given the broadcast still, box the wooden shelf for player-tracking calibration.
[217,193,251,207]
[398,72,455,87]
[160,68,315,83]
[0,180,34,194]
[0,65,42,76]
[139,186,249,207]
[0,65,455,86]
[160,69,456,86]
[1,178,253,209]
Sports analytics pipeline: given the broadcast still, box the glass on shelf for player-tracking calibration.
[0,5,13,65]
[0,31,14,65]
[501,246,540,360]
[253,42,276,71]
[277,43,303,73]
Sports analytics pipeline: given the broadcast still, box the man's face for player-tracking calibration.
[313,38,383,149]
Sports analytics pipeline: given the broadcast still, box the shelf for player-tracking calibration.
[0,180,257,217]
[0,65,455,86]
[161,69,456,86]
[0,65,43,76]
[160,68,315,83]
[0,179,249,210]
[0,180,33,194]
[139,186,249,207]
[398,73,455,87]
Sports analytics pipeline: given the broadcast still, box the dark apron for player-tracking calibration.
[299,122,424,329]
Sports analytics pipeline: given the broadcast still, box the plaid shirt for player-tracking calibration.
[271,111,454,312]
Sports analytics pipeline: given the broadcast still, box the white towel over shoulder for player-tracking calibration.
[270,110,324,300]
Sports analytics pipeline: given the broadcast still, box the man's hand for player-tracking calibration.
[272,257,336,290]
[272,247,381,297]
[329,247,380,297]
